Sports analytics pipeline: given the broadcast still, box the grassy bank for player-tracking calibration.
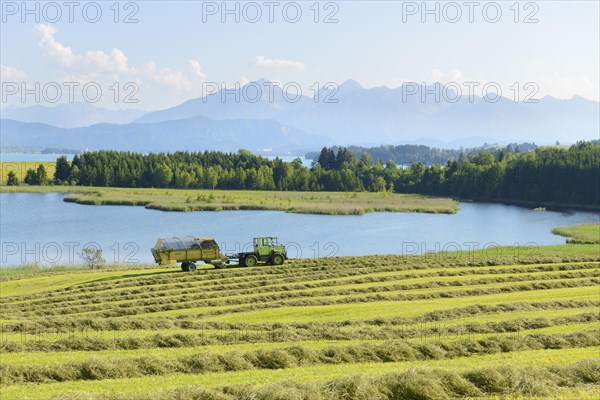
[552,224,600,244]
[0,185,459,215]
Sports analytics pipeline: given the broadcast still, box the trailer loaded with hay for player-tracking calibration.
[151,236,287,271]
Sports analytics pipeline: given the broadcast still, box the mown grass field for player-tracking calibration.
[0,240,599,400]
[0,184,459,215]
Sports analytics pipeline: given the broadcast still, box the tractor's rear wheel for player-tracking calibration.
[245,255,258,267]
[181,262,190,272]
[188,262,197,272]
[271,253,284,266]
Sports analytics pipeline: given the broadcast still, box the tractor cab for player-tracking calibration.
[254,237,279,256]
[236,236,287,267]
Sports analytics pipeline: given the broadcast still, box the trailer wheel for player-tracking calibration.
[181,262,190,272]
[188,262,197,272]
[245,255,258,267]
[271,253,284,266]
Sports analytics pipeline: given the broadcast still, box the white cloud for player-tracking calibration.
[32,24,209,101]
[143,63,193,91]
[253,56,305,71]
[83,48,132,73]
[35,24,75,67]
[189,59,206,80]
[0,64,27,80]
[35,24,132,73]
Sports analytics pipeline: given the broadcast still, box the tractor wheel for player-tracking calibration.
[271,253,284,266]
[188,262,197,272]
[181,262,190,272]
[245,255,258,267]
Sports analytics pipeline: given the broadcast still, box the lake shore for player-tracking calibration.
[0,185,459,215]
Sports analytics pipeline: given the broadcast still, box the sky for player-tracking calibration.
[1,0,599,110]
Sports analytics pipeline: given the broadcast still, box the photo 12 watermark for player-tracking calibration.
[1,81,140,105]
[1,1,140,23]
[0,240,341,267]
[398,81,539,104]
[1,241,141,266]
[200,81,340,104]
[400,1,540,24]
[200,1,340,23]
[400,241,541,261]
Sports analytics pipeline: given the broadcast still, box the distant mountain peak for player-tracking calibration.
[340,79,363,89]
[337,79,364,95]
[246,77,269,86]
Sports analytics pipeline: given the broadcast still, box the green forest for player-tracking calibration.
[13,141,600,208]
[305,142,539,166]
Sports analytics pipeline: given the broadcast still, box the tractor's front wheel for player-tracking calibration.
[271,253,284,266]
[181,262,190,272]
[245,255,258,267]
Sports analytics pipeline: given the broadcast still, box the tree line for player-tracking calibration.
[9,142,599,208]
[306,142,539,166]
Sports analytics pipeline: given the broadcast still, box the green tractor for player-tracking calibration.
[236,237,287,267]
[151,236,287,270]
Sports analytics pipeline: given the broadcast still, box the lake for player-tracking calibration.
[1,193,598,266]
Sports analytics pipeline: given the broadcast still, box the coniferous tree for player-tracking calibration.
[54,156,71,183]
[6,171,19,186]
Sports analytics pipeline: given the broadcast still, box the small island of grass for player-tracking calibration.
[1,185,459,215]
[552,223,600,244]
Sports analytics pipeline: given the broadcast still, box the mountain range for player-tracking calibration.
[1,103,146,128]
[1,80,598,153]
[0,117,323,153]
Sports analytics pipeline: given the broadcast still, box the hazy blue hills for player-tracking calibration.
[2,80,598,152]
[1,103,146,128]
[136,80,600,146]
[0,117,325,153]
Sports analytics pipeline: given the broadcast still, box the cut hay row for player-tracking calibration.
[3,314,598,365]
[1,348,598,400]
[4,263,597,312]
[4,268,597,319]
[1,313,597,353]
[5,268,597,319]
[4,278,595,322]
[4,300,597,340]
[4,256,595,301]
[1,331,598,385]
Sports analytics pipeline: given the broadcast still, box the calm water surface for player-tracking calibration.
[1,193,598,266]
